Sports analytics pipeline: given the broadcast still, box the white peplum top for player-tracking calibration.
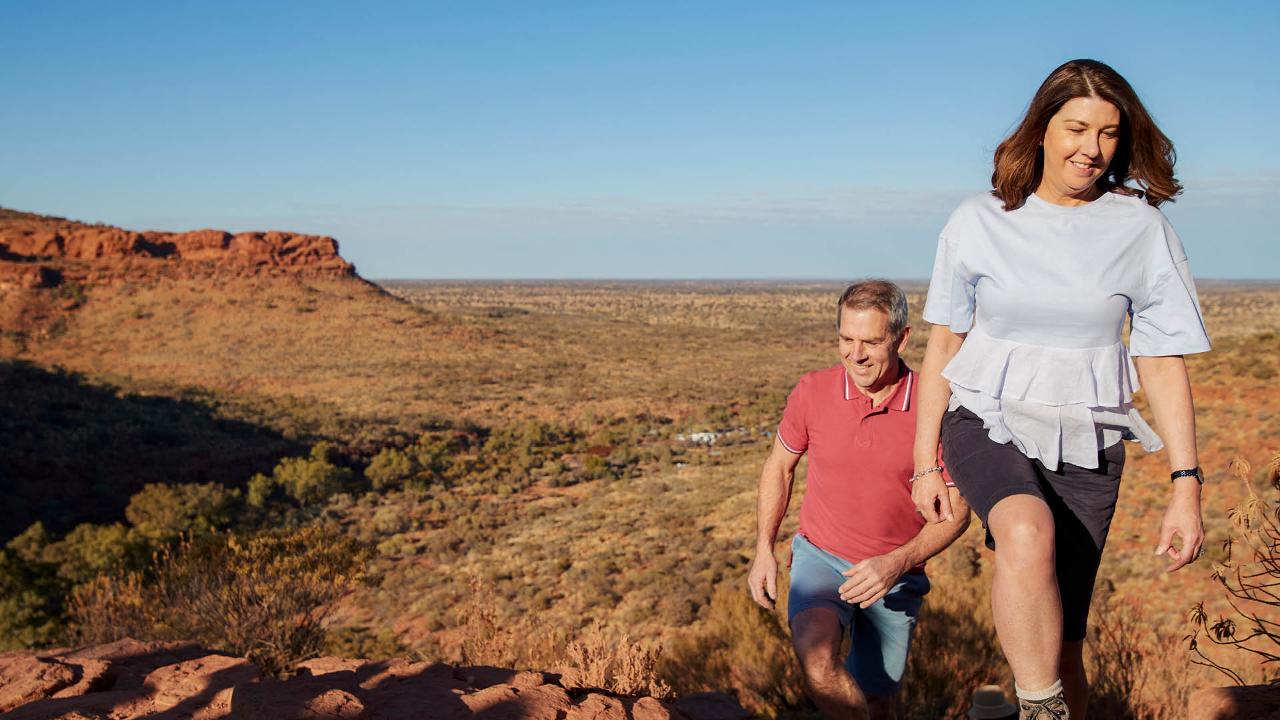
[923,190,1211,470]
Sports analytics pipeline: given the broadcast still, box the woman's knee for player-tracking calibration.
[989,497,1056,571]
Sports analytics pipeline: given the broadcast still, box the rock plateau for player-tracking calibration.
[0,207,358,292]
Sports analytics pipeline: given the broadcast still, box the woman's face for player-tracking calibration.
[1036,95,1121,206]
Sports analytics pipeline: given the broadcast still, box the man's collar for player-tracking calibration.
[843,360,913,412]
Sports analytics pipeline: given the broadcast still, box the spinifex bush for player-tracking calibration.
[1086,593,1197,720]
[449,577,670,698]
[69,524,372,675]
[1188,453,1280,684]
[658,581,805,718]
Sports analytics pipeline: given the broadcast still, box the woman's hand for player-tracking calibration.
[1155,478,1204,572]
[912,470,953,523]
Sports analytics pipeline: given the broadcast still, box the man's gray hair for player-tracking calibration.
[837,279,909,338]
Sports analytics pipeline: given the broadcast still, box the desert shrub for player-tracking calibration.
[410,434,457,479]
[445,577,670,698]
[1188,454,1280,685]
[125,482,241,543]
[564,622,671,698]
[366,447,418,491]
[5,522,54,565]
[249,442,354,507]
[68,524,373,675]
[246,472,276,507]
[583,454,611,480]
[1086,593,1194,720]
[43,522,136,584]
[0,545,67,649]
[371,505,410,536]
[658,582,805,718]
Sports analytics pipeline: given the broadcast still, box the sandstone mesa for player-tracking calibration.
[0,207,358,291]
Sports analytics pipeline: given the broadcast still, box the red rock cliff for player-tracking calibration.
[0,207,358,288]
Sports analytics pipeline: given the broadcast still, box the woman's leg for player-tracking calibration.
[1060,640,1087,718]
[988,494,1062,692]
[1044,439,1126,719]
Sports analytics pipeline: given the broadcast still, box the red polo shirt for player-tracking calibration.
[777,361,925,566]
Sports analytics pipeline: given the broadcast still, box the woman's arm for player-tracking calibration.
[1133,354,1204,572]
[912,324,966,523]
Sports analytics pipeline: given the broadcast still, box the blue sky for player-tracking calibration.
[2,2,1277,279]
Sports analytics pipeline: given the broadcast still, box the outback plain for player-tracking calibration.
[1,208,1278,719]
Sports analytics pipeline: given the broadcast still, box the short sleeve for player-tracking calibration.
[1129,220,1211,357]
[922,232,976,332]
[776,380,809,454]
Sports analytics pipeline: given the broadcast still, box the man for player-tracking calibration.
[748,279,970,720]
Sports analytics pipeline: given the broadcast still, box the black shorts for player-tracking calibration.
[940,405,1125,642]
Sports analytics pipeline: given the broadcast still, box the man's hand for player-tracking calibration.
[911,470,953,523]
[839,553,909,609]
[1155,480,1204,572]
[747,551,779,610]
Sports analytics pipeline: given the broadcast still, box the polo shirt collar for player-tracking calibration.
[843,360,914,412]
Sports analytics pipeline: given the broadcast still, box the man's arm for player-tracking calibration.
[838,486,971,608]
[747,435,804,610]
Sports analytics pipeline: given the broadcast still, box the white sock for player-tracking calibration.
[1015,679,1064,702]
[1016,680,1068,718]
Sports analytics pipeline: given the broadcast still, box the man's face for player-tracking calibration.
[838,306,908,396]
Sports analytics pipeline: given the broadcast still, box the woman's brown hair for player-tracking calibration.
[991,59,1181,210]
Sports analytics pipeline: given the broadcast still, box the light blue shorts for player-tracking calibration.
[787,533,931,696]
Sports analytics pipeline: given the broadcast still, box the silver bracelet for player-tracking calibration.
[910,466,943,484]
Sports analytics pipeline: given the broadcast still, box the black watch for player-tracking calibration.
[1170,467,1204,484]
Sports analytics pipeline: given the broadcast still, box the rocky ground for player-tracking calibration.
[0,639,748,720]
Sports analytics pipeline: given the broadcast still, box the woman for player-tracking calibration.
[911,59,1210,720]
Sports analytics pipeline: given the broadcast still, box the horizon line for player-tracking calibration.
[371,277,1280,284]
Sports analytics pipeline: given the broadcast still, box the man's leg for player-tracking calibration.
[791,607,870,720]
[852,571,929,720]
[866,691,898,720]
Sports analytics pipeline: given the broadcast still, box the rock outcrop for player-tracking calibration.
[0,207,358,289]
[0,639,749,720]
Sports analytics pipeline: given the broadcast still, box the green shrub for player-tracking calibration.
[366,447,418,491]
[125,482,241,543]
[247,473,276,508]
[0,541,68,649]
[45,523,134,584]
[247,442,353,508]
[274,443,352,505]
